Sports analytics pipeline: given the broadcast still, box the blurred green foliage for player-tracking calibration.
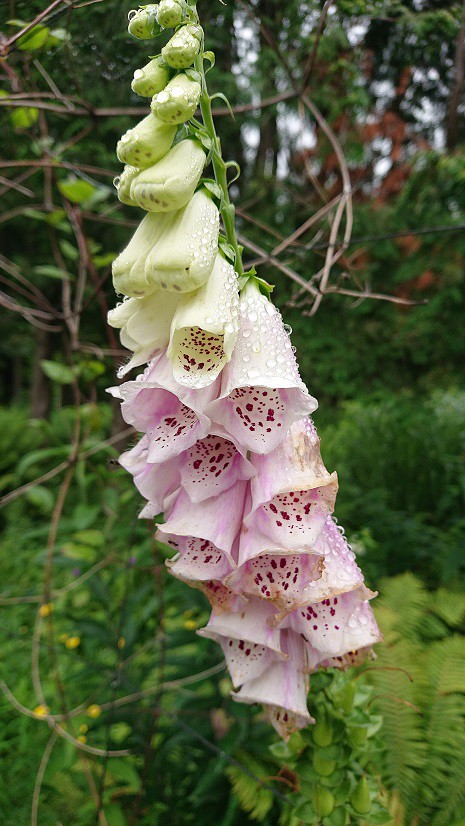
[1,0,465,822]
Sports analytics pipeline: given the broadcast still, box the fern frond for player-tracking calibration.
[376,574,428,643]
[369,639,427,805]
[226,752,275,822]
[430,589,465,629]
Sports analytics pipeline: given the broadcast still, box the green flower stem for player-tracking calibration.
[193,52,244,276]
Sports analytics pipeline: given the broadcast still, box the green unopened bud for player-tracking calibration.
[117,114,176,168]
[151,73,201,125]
[312,716,333,747]
[347,724,369,748]
[114,165,140,206]
[112,212,166,296]
[333,680,355,713]
[156,0,185,28]
[131,57,171,98]
[313,785,335,818]
[161,24,202,69]
[130,139,206,212]
[128,5,158,39]
[350,776,371,814]
[312,752,337,777]
[144,189,218,292]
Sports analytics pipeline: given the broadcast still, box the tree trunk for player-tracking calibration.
[446,0,465,150]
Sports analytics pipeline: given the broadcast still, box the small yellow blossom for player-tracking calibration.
[184,619,197,631]
[117,637,126,649]
[39,603,53,618]
[77,735,87,744]
[87,704,101,719]
[65,636,81,649]
[33,705,49,718]
[59,633,69,643]
[79,724,88,735]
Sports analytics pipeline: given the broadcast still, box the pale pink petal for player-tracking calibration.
[179,434,255,503]
[232,630,313,739]
[300,516,365,603]
[159,482,247,558]
[228,552,323,617]
[207,282,317,453]
[200,580,247,612]
[118,435,179,514]
[162,534,234,581]
[249,418,334,509]
[285,590,381,671]
[239,418,338,558]
[198,599,285,687]
[116,353,218,462]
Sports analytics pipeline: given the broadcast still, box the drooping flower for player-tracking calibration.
[112,190,219,296]
[207,280,317,453]
[130,139,206,212]
[159,480,248,581]
[167,254,239,389]
[110,351,217,462]
[151,73,201,125]
[156,0,186,29]
[112,212,166,297]
[119,434,179,515]
[116,114,176,168]
[232,630,314,739]
[144,189,219,292]
[108,291,180,376]
[161,24,202,69]
[239,417,338,558]
[114,165,140,206]
[197,598,285,686]
[178,432,255,502]
[283,589,381,672]
[131,56,172,98]
[127,5,158,39]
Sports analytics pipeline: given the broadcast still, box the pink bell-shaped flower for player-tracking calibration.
[232,630,314,740]
[284,589,381,672]
[110,352,217,462]
[158,479,248,581]
[207,281,317,453]
[198,598,285,687]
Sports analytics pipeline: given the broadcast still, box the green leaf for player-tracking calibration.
[202,179,222,200]
[58,178,96,204]
[59,239,79,261]
[72,530,104,548]
[25,485,54,513]
[17,24,50,51]
[10,107,39,129]
[41,360,75,384]
[33,265,72,281]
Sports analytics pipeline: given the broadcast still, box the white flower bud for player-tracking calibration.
[117,114,176,168]
[114,165,140,206]
[131,57,171,98]
[128,5,159,39]
[161,24,202,69]
[130,139,206,212]
[144,189,219,292]
[112,212,167,296]
[151,73,201,125]
[156,0,185,28]
[112,191,219,296]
